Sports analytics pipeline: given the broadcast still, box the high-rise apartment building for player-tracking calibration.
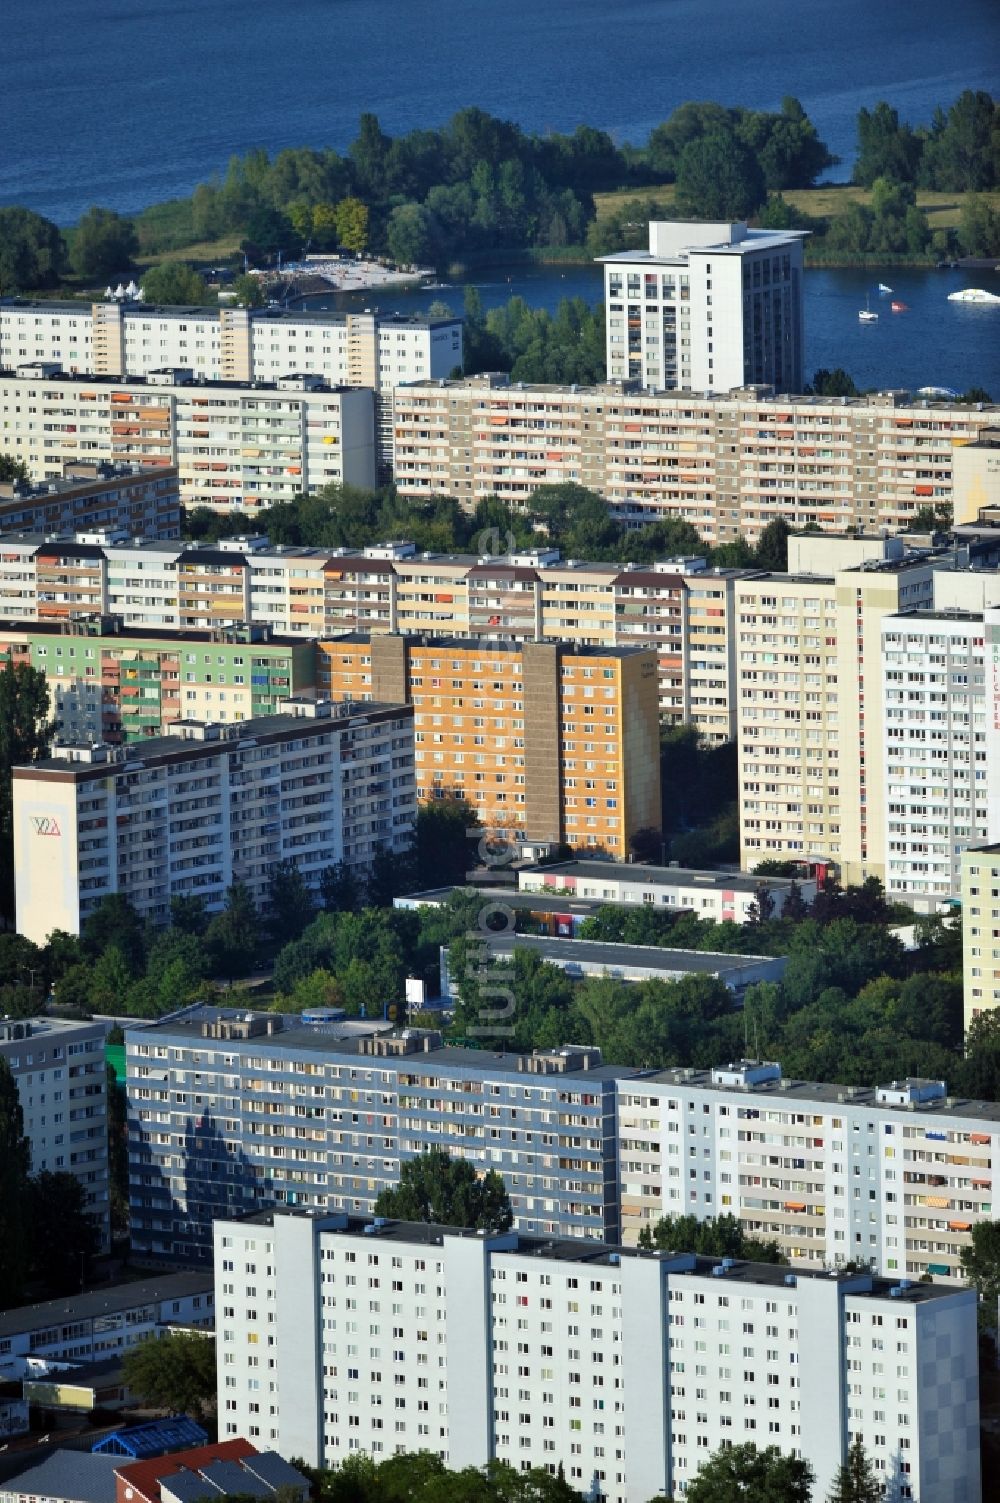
[0,462,179,538]
[963,843,1000,1031]
[0,1017,109,1251]
[214,1208,981,1503]
[736,535,959,877]
[0,300,462,477]
[0,618,315,742]
[0,365,376,512]
[881,610,994,906]
[317,634,661,858]
[392,375,995,538]
[0,299,461,389]
[617,1059,996,1282]
[13,697,415,942]
[598,220,808,393]
[127,1009,629,1260]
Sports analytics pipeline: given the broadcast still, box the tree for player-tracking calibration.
[414,800,478,890]
[637,1212,785,1264]
[121,1330,217,1419]
[0,657,55,919]
[674,131,767,220]
[0,207,65,293]
[140,262,210,305]
[0,1058,30,1307]
[70,207,139,281]
[810,368,859,398]
[386,203,438,267]
[320,860,362,915]
[81,892,147,969]
[335,196,370,254]
[206,882,259,980]
[854,102,922,185]
[0,454,29,483]
[754,517,792,570]
[961,1220,1000,1311]
[920,91,999,191]
[826,1437,882,1503]
[232,272,266,307]
[26,1171,98,1294]
[686,1442,814,1503]
[267,858,315,945]
[374,1146,513,1232]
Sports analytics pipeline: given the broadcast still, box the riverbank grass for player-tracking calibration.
[594,183,1000,231]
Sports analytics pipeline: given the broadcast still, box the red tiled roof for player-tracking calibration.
[115,1440,258,1503]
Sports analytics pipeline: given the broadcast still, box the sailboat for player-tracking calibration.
[878,282,893,295]
[858,294,878,323]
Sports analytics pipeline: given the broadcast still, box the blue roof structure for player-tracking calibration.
[92,1416,208,1458]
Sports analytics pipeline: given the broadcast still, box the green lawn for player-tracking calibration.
[593,183,1000,230]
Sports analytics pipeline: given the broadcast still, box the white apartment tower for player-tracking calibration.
[214,1209,981,1503]
[882,609,995,906]
[599,220,807,393]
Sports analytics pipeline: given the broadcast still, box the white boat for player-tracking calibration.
[858,295,878,323]
[947,287,1000,303]
[878,282,893,294]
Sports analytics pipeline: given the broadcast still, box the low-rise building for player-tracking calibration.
[0,1016,109,1251]
[518,858,817,918]
[318,633,661,859]
[0,1270,213,1374]
[458,933,786,995]
[13,697,415,941]
[214,1208,981,1503]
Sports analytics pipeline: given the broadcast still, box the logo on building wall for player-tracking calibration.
[30,816,61,837]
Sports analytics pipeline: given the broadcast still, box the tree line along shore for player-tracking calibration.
[0,92,997,299]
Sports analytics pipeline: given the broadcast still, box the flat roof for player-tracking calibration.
[17,701,410,777]
[230,1209,965,1302]
[0,1271,213,1340]
[129,1005,636,1081]
[634,1063,1000,1123]
[325,631,652,659]
[0,297,457,329]
[483,934,777,976]
[0,619,306,648]
[522,860,804,893]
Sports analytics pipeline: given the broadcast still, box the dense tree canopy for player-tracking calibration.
[637,1211,785,1263]
[121,1330,217,1419]
[685,1443,814,1503]
[374,1146,513,1232]
[69,207,139,281]
[674,131,768,219]
[140,262,211,304]
[0,207,65,293]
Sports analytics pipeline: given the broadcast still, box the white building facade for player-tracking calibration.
[12,697,415,941]
[599,220,807,393]
[0,1016,110,1252]
[214,1209,981,1503]
[616,1060,996,1283]
[882,610,994,906]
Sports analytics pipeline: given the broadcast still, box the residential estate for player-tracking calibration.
[214,1207,981,1503]
[123,1004,998,1284]
[12,697,416,942]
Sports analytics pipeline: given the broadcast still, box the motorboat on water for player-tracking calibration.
[891,301,908,312]
[947,288,1000,303]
